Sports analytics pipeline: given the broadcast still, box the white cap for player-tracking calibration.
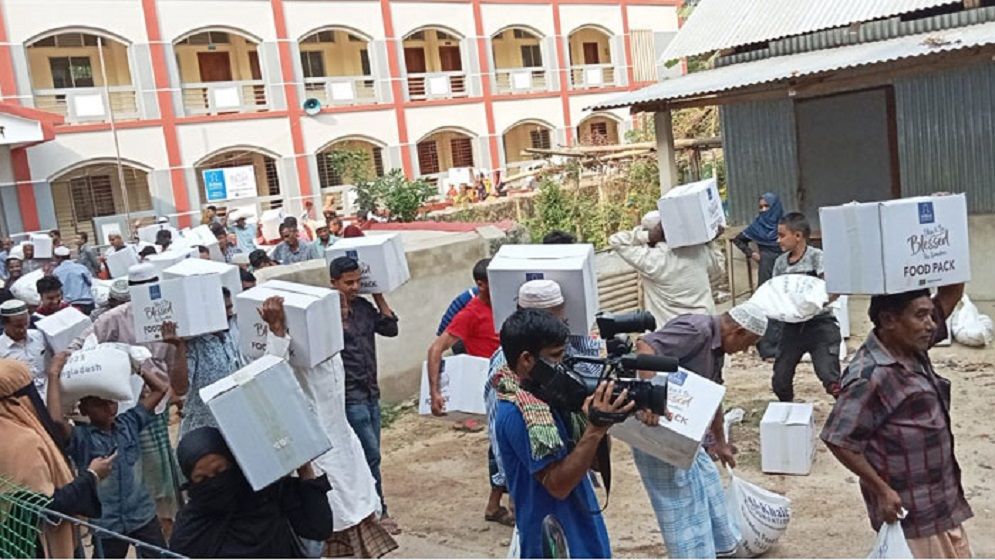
[53,246,71,257]
[109,278,131,301]
[229,210,245,221]
[0,299,28,317]
[127,263,158,284]
[7,246,24,261]
[641,210,661,231]
[517,280,564,309]
[156,216,170,224]
[728,301,769,337]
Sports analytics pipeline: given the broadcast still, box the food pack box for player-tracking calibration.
[487,244,598,336]
[610,368,726,469]
[418,355,490,419]
[28,234,54,259]
[105,246,139,279]
[130,275,227,342]
[819,194,970,294]
[200,355,332,490]
[323,234,410,293]
[162,258,242,298]
[36,307,92,353]
[137,224,179,245]
[236,280,343,368]
[657,177,726,248]
[760,402,815,475]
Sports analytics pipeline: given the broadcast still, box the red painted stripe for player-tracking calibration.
[11,148,39,231]
[620,0,635,87]
[380,0,414,177]
[471,0,501,176]
[270,0,313,197]
[142,0,191,227]
[551,0,573,146]
[0,0,20,103]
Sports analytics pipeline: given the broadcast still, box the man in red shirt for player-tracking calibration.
[425,258,512,525]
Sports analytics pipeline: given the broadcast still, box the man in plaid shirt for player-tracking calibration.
[821,283,973,558]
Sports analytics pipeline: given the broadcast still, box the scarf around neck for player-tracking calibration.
[494,366,586,461]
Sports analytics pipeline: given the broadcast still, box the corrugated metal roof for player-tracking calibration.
[663,0,961,60]
[590,20,995,111]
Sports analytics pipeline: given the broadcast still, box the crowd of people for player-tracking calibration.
[0,192,979,560]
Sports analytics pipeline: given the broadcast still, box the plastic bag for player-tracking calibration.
[725,468,791,557]
[868,521,912,558]
[951,295,993,347]
[91,278,113,308]
[749,274,829,323]
[10,269,44,306]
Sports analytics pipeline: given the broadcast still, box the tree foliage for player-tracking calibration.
[356,169,436,222]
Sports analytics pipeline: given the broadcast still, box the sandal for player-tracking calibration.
[485,506,516,527]
[453,419,485,433]
[379,515,402,535]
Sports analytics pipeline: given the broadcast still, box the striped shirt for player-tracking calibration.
[436,287,479,336]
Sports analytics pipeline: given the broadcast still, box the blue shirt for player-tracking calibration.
[270,240,322,265]
[229,223,257,252]
[436,287,479,336]
[495,401,611,559]
[180,329,244,436]
[68,405,156,533]
[54,259,94,305]
[0,250,7,280]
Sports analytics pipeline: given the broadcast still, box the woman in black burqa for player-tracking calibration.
[169,427,333,558]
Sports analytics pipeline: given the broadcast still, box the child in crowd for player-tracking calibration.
[771,212,842,402]
[46,346,171,558]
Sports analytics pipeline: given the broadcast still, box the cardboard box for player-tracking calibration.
[236,280,343,368]
[323,234,410,294]
[146,248,195,276]
[36,307,92,353]
[760,402,815,475]
[260,209,285,242]
[819,194,971,294]
[832,295,850,339]
[189,225,225,262]
[28,234,54,259]
[163,258,242,297]
[137,224,179,245]
[130,275,228,342]
[657,178,726,248]
[105,246,139,278]
[487,244,598,336]
[199,355,333,490]
[418,355,490,419]
[609,368,726,469]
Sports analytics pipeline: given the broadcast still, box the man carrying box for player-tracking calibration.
[0,299,49,399]
[632,302,768,558]
[272,221,322,265]
[821,284,973,558]
[53,246,95,315]
[330,256,400,534]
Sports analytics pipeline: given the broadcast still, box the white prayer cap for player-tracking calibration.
[156,216,170,224]
[8,246,24,261]
[230,210,245,221]
[518,280,564,309]
[127,263,158,284]
[0,299,28,317]
[641,210,661,231]
[109,278,131,301]
[728,301,769,337]
[53,246,71,257]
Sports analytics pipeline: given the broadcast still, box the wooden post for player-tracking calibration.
[653,110,680,194]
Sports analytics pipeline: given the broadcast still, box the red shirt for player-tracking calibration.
[446,296,500,358]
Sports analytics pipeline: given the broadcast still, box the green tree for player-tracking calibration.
[356,169,436,222]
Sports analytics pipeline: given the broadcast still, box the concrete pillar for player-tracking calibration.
[131,43,161,120]
[654,109,679,194]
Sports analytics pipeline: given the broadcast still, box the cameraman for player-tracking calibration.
[494,308,631,558]
[631,302,768,558]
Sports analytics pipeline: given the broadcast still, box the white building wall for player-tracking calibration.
[569,91,629,125]
[157,0,278,42]
[626,5,680,33]
[493,97,564,134]
[27,127,169,181]
[284,0,386,41]
[4,0,149,44]
[406,103,488,143]
[176,118,295,166]
[560,5,623,36]
[480,5,555,38]
[390,2,475,39]
[299,109,401,153]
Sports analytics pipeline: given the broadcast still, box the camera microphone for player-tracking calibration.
[620,353,679,373]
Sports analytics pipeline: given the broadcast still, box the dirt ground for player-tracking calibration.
[381,343,995,558]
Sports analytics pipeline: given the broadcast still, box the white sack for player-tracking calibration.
[92,279,113,308]
[868,520,912,559]
[60,344,134,404]
[951,295,993,348]
[11,269,44,306]
[725,468,791,557]
[749,274,829,323]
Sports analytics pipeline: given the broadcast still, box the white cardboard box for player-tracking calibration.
[200,355,333,490]
[657,177,726,248]
[260,209,285,242]
[760,402,815,475]
[236,280,343,368]
[610,368,726,469]
[418,354,490,418]
[137,224,179,245]
[487,244,598,336]
[323,234,410,293]
[189,225,226,262]
[105,246,139,278]
[819,194,971,294]
[130,275,228,342]
[146,248,196,276]
[832,295,850,339]
[162,258,242,297]
[28,234,54,259]
[36,307,92,353]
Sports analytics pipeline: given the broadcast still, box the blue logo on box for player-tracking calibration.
[149,285,161,300]
[918,201,935,224]
[707,187,713,201]
[525,272,545,281]
[346,250,358,259]
[669,370,687,386]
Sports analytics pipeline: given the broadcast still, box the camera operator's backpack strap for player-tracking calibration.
[594,436,613,504]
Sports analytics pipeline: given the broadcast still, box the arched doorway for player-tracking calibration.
[416,128,476,190]
[26,30,138,123]
[491,27,547,93]
[502,120,554,168]
[316,138,386,188]
[402,27,466,100]
[567,26,615,89]
[50,161,154,242]
[576,114,620,146]
[174,28,268,115]
[299,27,376,106]
[194,148,283,212]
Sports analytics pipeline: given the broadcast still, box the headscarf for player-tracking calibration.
[740,192,783,247]
[170,427,301,558]
[0,359,76,557]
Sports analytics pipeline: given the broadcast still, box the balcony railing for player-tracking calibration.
[181,80,268,115]
[32,86,139,123]
[569,64,615,89]
[407,71,467,101]
[494,68,548,94]
[303,76,377,107]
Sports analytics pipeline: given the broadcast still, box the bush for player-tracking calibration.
[356,169,436,222]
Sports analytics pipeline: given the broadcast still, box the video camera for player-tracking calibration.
[525,311,676,426]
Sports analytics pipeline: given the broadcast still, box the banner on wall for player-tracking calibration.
[203,166,257,203]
